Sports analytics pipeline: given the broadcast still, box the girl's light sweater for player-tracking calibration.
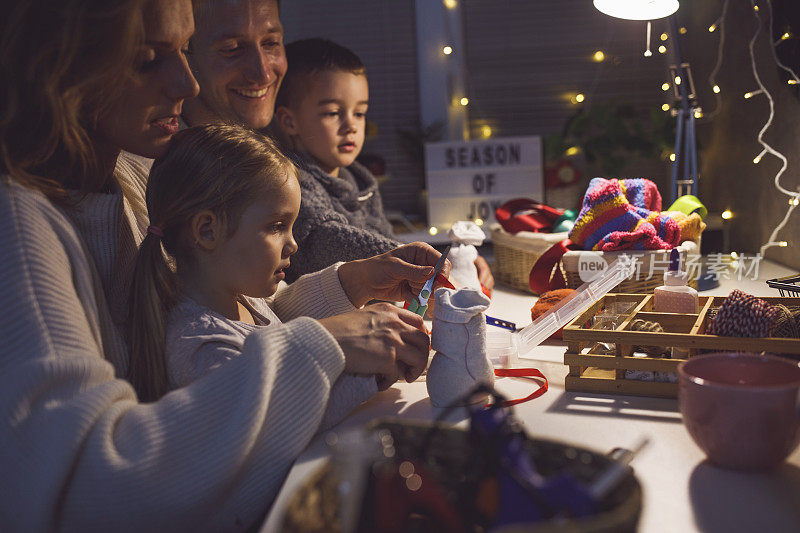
[166,287,378,431]
[0,155,357,531]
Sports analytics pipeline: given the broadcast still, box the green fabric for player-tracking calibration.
[667,195,707,220]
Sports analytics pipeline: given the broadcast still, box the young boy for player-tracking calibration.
[274,38,398,283]
[275,38,494,289]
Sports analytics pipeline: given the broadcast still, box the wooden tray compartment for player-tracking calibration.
[562,294,800,398]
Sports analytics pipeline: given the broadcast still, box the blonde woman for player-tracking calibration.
[0,0,442,530]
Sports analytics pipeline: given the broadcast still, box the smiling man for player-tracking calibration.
[183,0,287,129]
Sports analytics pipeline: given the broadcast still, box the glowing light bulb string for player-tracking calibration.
[767,0,800,85]
[705,0,730,119]
[581,19,616,113]
[747,0,798,255]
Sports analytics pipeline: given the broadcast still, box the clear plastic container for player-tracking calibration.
[485,257,635,364]
[486,328,518,368]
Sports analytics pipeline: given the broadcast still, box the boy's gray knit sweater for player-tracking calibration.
[286,152,400,283]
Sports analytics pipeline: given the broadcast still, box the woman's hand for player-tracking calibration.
[474,255,495,293]
[318,303,430,390]
[337,242,451,308]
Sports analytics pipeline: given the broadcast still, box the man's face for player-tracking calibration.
[184,0,287,129]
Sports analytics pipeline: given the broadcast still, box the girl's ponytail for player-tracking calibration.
[126,124,298,400]
[127,230,179,401]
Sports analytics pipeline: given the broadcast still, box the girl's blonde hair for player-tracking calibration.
[0,0,145,200]
[128,123,298,401]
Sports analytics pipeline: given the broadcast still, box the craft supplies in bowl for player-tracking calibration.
[678,352,800,470]
[282,416,643,532]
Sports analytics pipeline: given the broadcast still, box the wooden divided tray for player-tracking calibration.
[562,294,800,398]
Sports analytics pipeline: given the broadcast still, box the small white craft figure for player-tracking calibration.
[426,287,494,407]
[447,221,486,290]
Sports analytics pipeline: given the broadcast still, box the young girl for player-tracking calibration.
[128,123,377,427]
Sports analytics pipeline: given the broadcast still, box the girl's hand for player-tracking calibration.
[474,255,495,292]
[337,242,451,308]
[318,303,430,389]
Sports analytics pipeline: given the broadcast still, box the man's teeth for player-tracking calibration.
[233,88,269,98]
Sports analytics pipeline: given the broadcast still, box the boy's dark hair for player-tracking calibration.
[276,38,366,109]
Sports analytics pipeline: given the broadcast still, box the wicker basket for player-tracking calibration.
[490,224,570,293]
[490,224,699,294]
[561,242,699,292]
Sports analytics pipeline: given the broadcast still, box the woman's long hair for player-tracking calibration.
[127,123,298,401]
[0,0,146,200]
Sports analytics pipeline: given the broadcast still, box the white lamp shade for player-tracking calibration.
[593,0,679,20]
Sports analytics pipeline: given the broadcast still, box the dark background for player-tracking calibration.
[281,0,800,268]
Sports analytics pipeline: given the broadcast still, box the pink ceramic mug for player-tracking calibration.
[678,352,800,470]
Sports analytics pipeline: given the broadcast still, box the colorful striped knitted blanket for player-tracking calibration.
[569,178,680,251]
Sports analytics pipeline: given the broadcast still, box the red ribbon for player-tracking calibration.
[492,368,549,406]
[528,239,574,294]
[495,199,564,234]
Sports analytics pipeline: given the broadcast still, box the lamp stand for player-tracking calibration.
[667,15,700,203]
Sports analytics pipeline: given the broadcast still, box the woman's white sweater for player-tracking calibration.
[0,156,357,531]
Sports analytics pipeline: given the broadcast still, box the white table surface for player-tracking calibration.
[262,259,800,533]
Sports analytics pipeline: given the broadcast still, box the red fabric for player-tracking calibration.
[528,239,574,294]
[492,368,549,406]
[495,199,564,234]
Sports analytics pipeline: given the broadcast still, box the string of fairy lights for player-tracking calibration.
[574,0,798,254]
[660,0,797,253]
[433,0,798,250]
[745,0,798,255]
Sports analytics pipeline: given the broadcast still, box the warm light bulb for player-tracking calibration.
[474,218,484,226]
[721,209,733,220]
[790,197,799,206]
[644,50,653,57]
[708,24,717,33]
[428,226,438,235]
[575,93,585,103]
[694,110,703,119]
[713,85,721,93]
[442,45,453,55]
[660,32,668,41]
[780,241,788,247]
[674,76,681,85]
[460,97,469,106]
[662,103,670,111]
[481,125,492,138]
[679,27,687,34]
[730,252,739,259]
[753,155,762,164]
[744,91,754,99]
[658,45,667,53]
[593,50,605,62]
[662,82,670,91]
[565,146,580,156]
[753,4,759,11]
[669,153,676,161]
[781,32,791,41]
[443,0,457,9]
[789,79,799,85]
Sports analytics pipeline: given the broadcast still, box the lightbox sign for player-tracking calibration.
[424,136,543,230]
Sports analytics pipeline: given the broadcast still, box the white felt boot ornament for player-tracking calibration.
[447,221,486,290]
[426,287,494,407]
